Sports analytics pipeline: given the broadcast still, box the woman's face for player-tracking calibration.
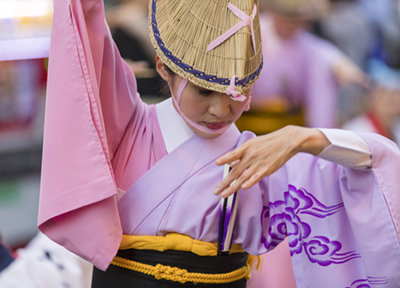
[170,76,250,139]
[155,56,249,139]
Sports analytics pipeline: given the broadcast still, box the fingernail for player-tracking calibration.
[214,188,221,195]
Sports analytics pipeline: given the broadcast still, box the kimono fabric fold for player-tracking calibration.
[38,0,122,271]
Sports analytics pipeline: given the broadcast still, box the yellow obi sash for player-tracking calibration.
[111,233,260,284]
[119,233,245,255]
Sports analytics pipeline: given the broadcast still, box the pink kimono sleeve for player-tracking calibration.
[357,132,400,243]
[38,0,143,270]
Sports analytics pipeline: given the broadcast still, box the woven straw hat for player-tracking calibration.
[149,0,263,95]
[263,0,320,17]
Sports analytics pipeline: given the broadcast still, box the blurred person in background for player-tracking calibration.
[0,232,92,288]
[0,236,14,274]
[358,0,400,68]
[105,0,163,97]
[342,59,400,146]
[319,0,372,70]
[247,0,367,130]
[319,0,400,122]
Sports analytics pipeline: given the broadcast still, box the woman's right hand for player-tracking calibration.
[213,125,331,198]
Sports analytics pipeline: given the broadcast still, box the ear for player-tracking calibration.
[155,55,172,82]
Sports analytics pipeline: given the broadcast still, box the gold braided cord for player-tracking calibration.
[111,256,251,284]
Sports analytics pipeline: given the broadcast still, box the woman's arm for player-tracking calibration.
[70,0,144,158]
[38,0,146,270]
[214,125,331,197]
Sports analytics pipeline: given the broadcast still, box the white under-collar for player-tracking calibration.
[156,98,196,153]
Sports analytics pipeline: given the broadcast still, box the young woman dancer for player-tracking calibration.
[38,0,400,287]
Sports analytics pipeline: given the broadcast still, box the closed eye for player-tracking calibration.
[198,88,213,96]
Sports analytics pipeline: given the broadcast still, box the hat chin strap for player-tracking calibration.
[169,79,234,135]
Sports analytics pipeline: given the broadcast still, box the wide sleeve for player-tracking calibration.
[259,133,400,286]
[38,0,144,270]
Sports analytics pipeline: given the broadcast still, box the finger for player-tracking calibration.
[214,167,243,195]
[220,168,255,198]
[220,186,237,198]
[213,161,249,195]
[215,144,248,165]
[214,178,231,195]
[241,172,264,189]
[220,177,243,198]
[214,173,236,195]
[242,161,278,189]
[216,151,241,166]
[230,159,240,168]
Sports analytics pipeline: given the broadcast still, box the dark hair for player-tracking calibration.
[159,64,176,98]
[165,65,175,76]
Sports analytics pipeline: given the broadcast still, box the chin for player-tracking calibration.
[186,121,226,139]
[195,130,223,139]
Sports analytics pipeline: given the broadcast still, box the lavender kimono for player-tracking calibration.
[38,0,400,287]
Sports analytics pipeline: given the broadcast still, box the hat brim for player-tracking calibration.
[148,0,263,94]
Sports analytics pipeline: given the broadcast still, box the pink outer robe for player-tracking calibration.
[39,0,400,286]
[38,0,166,270]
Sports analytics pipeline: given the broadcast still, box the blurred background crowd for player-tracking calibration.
[0,0,399,287]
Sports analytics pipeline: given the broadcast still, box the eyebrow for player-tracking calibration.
[193,84,213,93]
[198,87,213,92]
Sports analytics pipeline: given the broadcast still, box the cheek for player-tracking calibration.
[178,92,208,119]
[231,101,247,118]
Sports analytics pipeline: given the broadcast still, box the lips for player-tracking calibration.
[204,122,228,130]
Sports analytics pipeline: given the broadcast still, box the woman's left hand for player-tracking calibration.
[213,126,331,198]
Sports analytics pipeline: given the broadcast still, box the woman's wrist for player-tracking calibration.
[297,127,331,156]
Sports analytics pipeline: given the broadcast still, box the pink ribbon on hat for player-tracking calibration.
[207,3,257,55]
[226,75,246,101]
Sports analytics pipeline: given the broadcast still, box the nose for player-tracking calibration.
[208,94,231,119]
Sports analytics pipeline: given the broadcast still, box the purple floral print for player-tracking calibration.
[261,185,361,266]
[304,236,360,266]
[345,277,389,287]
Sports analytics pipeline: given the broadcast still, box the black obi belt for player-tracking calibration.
[92,248,249,288]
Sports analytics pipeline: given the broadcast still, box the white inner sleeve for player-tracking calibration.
[317,128,372,169]
[156,98,195,154]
